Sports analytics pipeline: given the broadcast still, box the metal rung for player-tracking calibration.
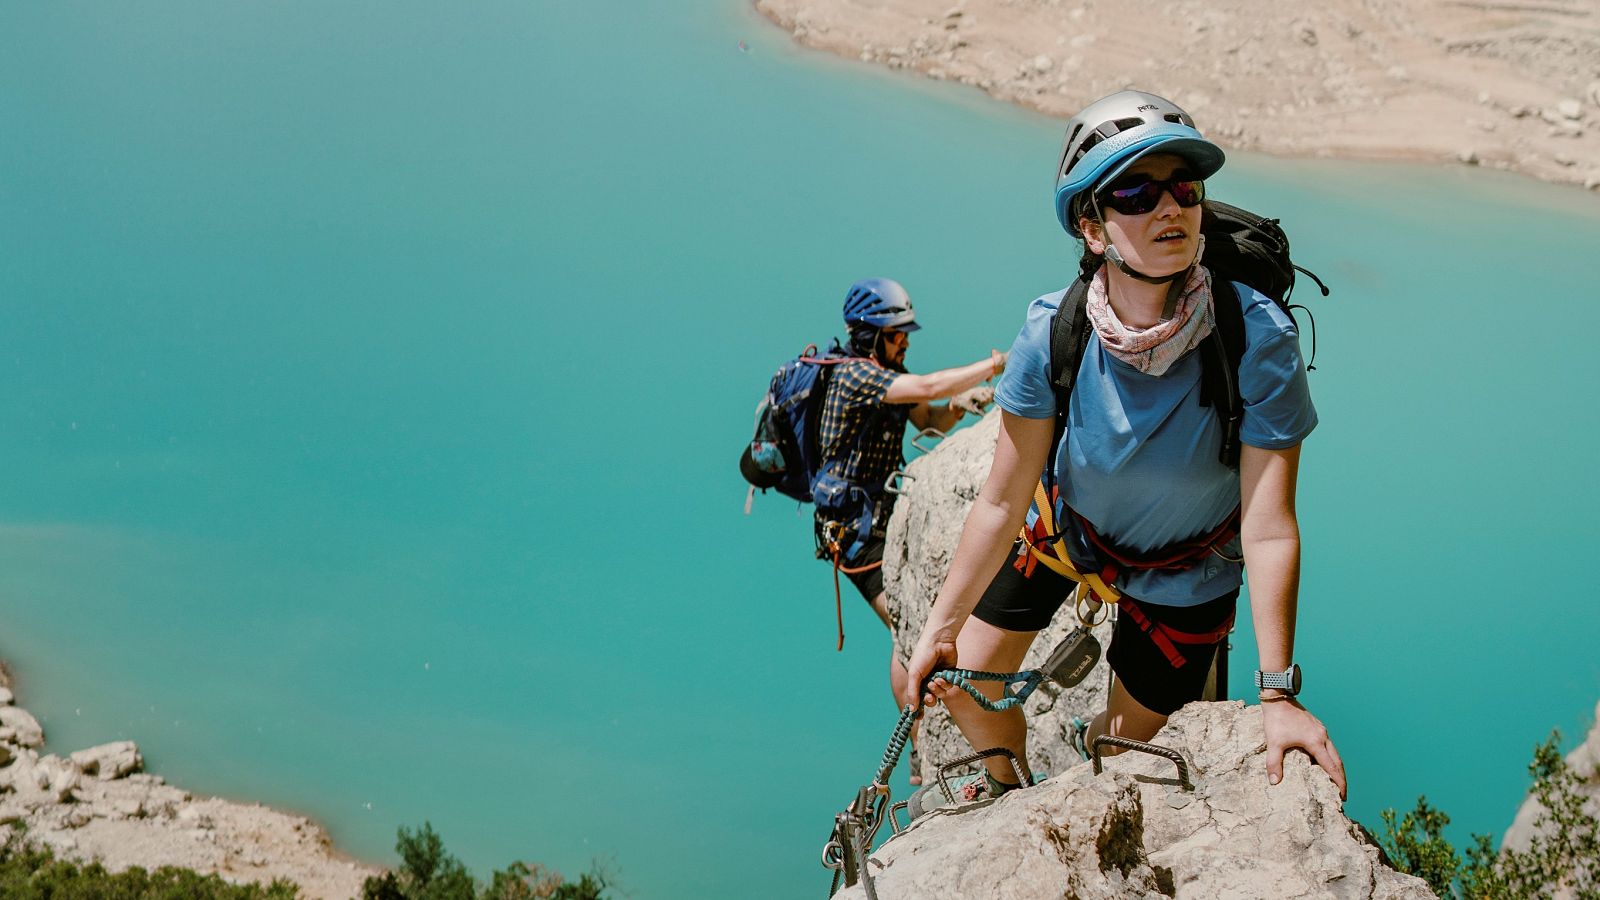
[934,747,1030,803]
[887,800,910,836]
[884,470,914,496]
[1090,735,1192,791]
[910,427,947,454]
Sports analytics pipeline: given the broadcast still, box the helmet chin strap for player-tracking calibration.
[1090,193,1203,293]
[1104,243,1184,285]
[1106,239,1205,322]
[1102,246,1205,325]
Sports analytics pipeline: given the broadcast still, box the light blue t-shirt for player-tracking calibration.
[995,280,1317,606]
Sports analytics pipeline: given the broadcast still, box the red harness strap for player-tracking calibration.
[1117,596,1235,669]
[1070,505,1241,573]
[1011,491,1243,661]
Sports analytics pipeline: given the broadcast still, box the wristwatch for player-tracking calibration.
[1254,664,1302,697]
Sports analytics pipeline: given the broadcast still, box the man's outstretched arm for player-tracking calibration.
[885,350,1006,406]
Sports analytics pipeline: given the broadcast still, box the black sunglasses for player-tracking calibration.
[1097,173,1205,216]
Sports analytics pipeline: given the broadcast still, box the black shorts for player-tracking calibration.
[972,542,1237,716]
[1107,591,1237,716]
[971,543,1078,632]
[840,538,885,602]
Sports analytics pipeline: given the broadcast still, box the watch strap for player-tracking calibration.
[1254,666,1298,694]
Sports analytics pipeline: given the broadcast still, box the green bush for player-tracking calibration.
[361,823,610,900]
[0,823,299,899]
[1380,731,1599,899]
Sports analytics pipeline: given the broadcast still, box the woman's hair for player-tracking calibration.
[1073,192,1104,280]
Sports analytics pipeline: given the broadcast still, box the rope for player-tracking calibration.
[826,534,883,652]
[830,552,846,652]
[929,668,1044,713]
[823,667,1042,898]
[871,704,919,788]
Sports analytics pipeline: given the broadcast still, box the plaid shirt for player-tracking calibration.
[818,359,912,530]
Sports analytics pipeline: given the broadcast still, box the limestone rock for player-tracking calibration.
[12,755,84,805]
[1502,700,1600,858]
[755,0,1600,190]
[0,707,43,748]
[70,741,143,780]
[0,662,380,898]
[833,703,1432,899]
[885,412,1115,783]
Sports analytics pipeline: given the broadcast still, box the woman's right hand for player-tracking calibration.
[904,631,962,708]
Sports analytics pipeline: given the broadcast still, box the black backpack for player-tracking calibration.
[1049,200,1328,468]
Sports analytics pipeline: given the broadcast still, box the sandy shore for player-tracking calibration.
[0,660,379,900]
[755,0,1600,191]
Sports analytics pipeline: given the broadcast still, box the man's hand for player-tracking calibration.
[1263,698,1347,800]
[950,387,995,417]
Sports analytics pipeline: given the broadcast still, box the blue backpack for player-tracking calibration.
[740,340,861,506]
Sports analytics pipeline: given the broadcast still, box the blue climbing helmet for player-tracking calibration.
[1053,90,1227,238]
[842,278,920,332]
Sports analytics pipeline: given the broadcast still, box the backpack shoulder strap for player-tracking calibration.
[1049,280,1093,419]
[1043,279,1093,489]
[1199,279,1247,467]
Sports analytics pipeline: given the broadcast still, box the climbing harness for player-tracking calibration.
[1018,481,1238,673]
[1118,597,1235,670]
[1018,481,1121,610]
[821,520,884,652]
[819,455,932,651]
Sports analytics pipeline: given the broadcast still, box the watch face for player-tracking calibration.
[1290,664,1302,695]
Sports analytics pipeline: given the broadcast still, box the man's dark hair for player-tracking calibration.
[847,324,907,373]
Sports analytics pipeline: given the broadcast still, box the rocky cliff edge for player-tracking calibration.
[0,664,377,899]
[859,413,1431,898]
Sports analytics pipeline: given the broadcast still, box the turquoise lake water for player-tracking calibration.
[4,1,1600,897]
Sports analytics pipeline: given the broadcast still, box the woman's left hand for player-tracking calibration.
[1262,698,1347,800]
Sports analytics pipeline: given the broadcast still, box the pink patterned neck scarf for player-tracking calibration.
[1085,263,1213,376]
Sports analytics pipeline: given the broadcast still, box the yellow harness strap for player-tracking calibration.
[1024,480,1122,606]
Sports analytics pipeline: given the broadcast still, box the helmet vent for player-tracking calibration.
[1067,135,1096,169]
[1067,117,1144,169]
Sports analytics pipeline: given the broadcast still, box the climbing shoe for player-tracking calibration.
[906,770,1043,821]
[1068,715,1093,763]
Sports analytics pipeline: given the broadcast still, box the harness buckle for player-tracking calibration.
[1075,587,1109,627]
